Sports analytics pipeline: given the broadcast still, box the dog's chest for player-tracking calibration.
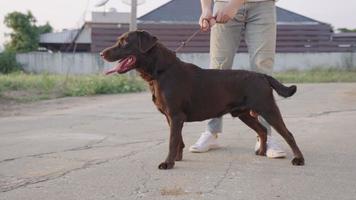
[149,83,167,114]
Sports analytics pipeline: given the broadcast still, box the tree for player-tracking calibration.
[4,11,53,52]
[0,51,20,73]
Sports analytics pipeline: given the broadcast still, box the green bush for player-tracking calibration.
[2,68,355,102]
[274,68,356,83]
[0,73,147,101]
[0,51,21,74]
[62,75,146,96]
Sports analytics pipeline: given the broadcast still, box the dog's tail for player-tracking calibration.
[265,75,297,98]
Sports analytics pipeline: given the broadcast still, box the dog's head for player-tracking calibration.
[101,30,158,74]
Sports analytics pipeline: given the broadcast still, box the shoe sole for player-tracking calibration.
[266,152,287,159]
[189,144,220,153]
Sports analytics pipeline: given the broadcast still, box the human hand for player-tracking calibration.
[199,9,216,32]
[215,1,239,24]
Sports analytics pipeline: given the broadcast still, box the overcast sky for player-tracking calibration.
[1,0,355,50]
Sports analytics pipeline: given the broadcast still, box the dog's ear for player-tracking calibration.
[137,30,158,53]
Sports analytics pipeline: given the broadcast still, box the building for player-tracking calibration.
[17,0,355,74]
[39,0,356,54]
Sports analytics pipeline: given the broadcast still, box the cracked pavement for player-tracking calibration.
[1,83,356,200]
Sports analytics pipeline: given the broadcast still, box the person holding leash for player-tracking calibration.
[189,0,287,158]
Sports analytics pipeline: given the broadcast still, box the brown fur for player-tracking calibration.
[101,30,304,169]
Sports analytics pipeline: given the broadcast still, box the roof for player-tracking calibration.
[139,0,323,25]
[276,7,324,25]
[138,0,201,23]
[40,29,79,43]
[40,27,91,44]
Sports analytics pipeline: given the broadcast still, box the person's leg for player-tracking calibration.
[207,118,223,134]
[245,1,286,158]
[208,1,245,133]
[189,1,245,153]
[244,1,276,75]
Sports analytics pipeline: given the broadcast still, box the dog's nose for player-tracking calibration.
[100,52,104,57]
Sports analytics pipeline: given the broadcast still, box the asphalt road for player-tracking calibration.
[1,83,356,200]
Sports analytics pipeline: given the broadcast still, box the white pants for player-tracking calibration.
[207,0,276,134]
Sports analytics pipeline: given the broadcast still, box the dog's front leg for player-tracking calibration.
[158,114,185,170]
[175,136,185,161]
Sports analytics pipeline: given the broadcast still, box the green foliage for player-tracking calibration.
[337,28,356,33]
[62,75,146,96]
[1,68,356,102]
[36,22,53,35]
[0,73,146,101]
[0,51,21,74]
[274,68,356,83]
[4,11,53,52]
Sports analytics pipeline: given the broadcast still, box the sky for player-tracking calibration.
[1,0,355,50]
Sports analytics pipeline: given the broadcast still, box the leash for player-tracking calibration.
[174,29,201,53]
[174,18,214,53]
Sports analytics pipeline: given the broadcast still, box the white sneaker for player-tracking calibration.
[255,135,287,158]
[189,131,220,153]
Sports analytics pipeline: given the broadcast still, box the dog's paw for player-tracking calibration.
[291,157,305,166]
[255,150,266,156]
[255,148,266,156]
[158,162,175,170]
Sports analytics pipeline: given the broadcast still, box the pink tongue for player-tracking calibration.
[104,57,131,75]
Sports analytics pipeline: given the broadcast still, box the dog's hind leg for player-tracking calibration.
[260,102,305,166]
[238,112,268,156]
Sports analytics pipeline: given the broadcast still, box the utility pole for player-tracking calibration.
[130,0,137,31]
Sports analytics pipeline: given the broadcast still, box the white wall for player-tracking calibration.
[16,52,356,75]
[178,52,356,71]
[16,52,113,75]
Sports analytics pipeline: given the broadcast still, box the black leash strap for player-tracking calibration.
[174,29,201,53]
[174,18,213,53]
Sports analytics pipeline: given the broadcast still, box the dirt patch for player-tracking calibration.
[0,94,126,117]
[0,97,18,107]
[2,89,62,101]
[0,96,22,114]
[160,187,187,196]
[344,91,356,96]
[0,90,41,116]
[3,90,37,99]
[0,95,71,117]
[0,89,66,116]
[344,90,356,101]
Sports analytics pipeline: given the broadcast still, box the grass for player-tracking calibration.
[0,72,146,102]
[0,68,355,102]
[274,68,356,83]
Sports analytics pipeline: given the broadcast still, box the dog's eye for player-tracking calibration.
[122,39,128,47]
[118,38,128,47]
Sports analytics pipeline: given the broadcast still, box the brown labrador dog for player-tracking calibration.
[100,30,304,169]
